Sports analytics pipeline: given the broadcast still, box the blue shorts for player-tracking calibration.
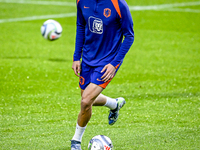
[79,62,121,90]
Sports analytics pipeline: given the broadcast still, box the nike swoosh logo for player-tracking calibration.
[84,6,90,8]
[97,78,103,81]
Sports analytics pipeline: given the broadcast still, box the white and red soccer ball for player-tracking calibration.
[88,135,113,150]
[41,19,62,41]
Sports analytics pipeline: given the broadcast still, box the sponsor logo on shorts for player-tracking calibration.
[97,78,103,82]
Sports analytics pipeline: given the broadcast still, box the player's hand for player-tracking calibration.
[101,64,116,82]
[72,60,81,77]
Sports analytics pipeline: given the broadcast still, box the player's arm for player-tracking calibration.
[72,0,85,76]
[110,0,134,67]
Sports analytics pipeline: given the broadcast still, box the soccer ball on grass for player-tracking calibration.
[41,19,62,41]
[88,135,113,150]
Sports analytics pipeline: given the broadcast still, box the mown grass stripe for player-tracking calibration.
[0,13,76,23]
[0,1,199,23]
[0,0,76,6]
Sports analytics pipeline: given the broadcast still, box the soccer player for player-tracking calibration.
[71,0,134,149]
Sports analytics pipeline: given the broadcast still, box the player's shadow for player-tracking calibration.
[1,56,69,62]
[48,58,69,62]
[2,56,33,59]
[58,147,71,150]
[127,92,200,99]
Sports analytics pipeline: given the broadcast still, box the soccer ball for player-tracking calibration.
[88,135,113,150]
[41,19,62,41]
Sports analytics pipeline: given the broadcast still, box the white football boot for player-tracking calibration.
[108,97,126,125]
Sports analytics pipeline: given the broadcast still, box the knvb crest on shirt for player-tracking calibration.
[104,8,111,18]
[88,16,103,34]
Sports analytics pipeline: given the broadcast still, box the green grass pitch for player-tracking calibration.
[0,0,200,149]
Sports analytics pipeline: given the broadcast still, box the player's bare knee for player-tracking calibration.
[81,99,92,112]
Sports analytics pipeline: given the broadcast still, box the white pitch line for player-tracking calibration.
[163,8,200,13]
[0,13,76,23]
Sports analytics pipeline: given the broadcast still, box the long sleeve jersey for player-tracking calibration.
[73,0,134,67]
